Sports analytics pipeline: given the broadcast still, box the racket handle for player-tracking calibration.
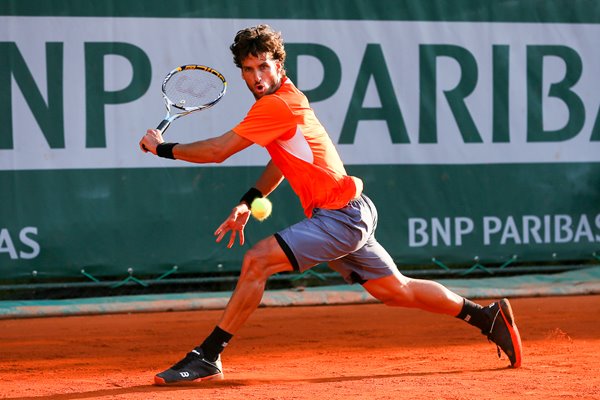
[142,119,171,151]
[156,119,171,134]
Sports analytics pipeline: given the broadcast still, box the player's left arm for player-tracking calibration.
[214,161,283,248]
[253,160,284,197]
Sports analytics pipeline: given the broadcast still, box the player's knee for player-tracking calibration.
[239,248,272,282]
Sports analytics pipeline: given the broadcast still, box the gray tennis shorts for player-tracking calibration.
[274,194,399,284]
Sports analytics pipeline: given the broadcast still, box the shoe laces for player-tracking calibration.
[171,349,202,370]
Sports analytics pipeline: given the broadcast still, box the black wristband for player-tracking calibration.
[240,187,263,206]
[156,142,178,159]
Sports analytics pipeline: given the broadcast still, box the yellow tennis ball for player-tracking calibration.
[250,197,272,221]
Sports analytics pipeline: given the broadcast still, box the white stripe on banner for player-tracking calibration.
[1,17,599,170]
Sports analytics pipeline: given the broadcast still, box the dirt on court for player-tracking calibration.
[1,294,599,400]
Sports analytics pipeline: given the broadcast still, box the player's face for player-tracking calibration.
[240,53,283,100]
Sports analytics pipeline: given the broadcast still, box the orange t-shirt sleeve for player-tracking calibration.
[232,96,296,147]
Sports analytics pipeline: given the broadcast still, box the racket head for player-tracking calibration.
[161,64,227,113]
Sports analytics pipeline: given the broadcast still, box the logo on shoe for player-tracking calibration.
[179,371,190,378]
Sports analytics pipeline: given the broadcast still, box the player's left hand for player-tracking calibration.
[139,129,164,154]
[214,203,252,248]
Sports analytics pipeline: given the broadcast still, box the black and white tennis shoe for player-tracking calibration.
[154,347,223,385]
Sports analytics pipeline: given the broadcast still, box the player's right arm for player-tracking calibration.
[140,129,253,163]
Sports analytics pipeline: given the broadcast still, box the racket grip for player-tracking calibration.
[142,119,171,151]
[156,119,171,134]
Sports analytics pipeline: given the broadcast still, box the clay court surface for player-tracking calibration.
[1,294,599,400]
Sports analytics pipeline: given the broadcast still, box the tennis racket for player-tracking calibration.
[155,64,227,134]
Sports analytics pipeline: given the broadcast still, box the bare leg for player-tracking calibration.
[217,235,293,333]
[362,270,463,316]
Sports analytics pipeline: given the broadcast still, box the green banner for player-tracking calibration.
[1,0,600,281]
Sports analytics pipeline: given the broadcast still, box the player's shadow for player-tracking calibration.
[6,367,508,400]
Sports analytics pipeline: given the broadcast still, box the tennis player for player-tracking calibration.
[140,25,522,385]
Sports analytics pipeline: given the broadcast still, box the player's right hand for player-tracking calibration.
[139,129,164,154]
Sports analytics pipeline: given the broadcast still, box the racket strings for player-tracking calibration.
[165,70,224,110]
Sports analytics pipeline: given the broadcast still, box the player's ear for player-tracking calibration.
[275,61,283,76]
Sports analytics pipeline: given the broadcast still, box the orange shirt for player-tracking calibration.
[233,78,362,217]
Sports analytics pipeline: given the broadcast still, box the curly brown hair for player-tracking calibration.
[230,25,286,70]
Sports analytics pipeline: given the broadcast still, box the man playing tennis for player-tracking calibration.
[140,24,522,385]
